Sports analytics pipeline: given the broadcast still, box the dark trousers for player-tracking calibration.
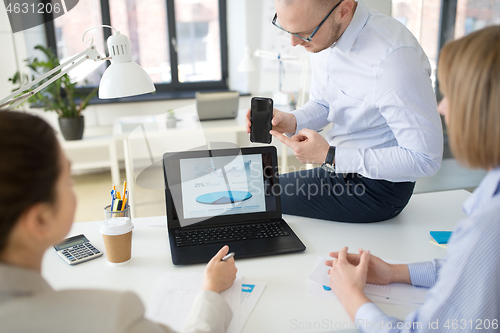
[278,168,415,223]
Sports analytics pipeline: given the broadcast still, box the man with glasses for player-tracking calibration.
[245,0,443,223]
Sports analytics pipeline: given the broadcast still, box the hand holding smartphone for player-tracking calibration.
[250,97,273,144]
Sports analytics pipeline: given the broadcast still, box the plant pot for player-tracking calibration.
[166,116,177,128]
[58,116,84,140]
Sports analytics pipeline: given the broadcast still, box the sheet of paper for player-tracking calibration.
[363,282,428,304]
[146,272,202,332]
[146,272,244,332]
[239,281,266,331]
[309,256,331,287]
[307,281,421,306]
[309,256,429,305]
[223,276,242,333]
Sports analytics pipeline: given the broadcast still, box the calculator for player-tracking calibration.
[54,234,103,265]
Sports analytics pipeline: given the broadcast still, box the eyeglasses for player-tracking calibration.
[272,0,344,42]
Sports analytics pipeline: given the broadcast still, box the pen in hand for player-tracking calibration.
[222,252,235,261]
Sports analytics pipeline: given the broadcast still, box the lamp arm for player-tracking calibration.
[253,49,301,62]
[6,55,88,110]
[0,46,102,110]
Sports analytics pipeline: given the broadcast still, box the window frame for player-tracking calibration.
[43,0,229,102]
[436,0,458,102]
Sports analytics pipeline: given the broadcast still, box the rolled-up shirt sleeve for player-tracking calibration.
[408,258,446,288]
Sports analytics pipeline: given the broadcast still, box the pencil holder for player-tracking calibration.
[104,205,131,219]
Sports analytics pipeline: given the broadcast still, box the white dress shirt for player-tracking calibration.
[291,0,443,182]
[355,167,500,332]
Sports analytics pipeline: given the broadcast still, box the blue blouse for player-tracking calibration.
[355,168,500,332]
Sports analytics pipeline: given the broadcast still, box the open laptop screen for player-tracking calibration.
[163,147,281,228]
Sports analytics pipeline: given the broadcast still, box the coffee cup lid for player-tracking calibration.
[100,217,134,236]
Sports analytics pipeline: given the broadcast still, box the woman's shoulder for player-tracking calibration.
[467,194,500,232]
[1,289,147,333]
[451,195,500,252]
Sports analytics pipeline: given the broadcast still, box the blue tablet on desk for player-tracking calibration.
[430,231,452,244]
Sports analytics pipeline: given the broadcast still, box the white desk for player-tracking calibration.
[42,190,470,332]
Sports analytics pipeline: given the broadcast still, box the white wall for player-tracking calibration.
[365,0,392,15]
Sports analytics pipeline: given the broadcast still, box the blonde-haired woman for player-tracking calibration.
[324,25,500,332]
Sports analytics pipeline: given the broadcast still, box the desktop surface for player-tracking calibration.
[42,190,471,332]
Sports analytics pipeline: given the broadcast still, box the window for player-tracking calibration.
[455,0,500,38]
[174,0,222,83]
[45,0,228,99]
[50,0,107,88]
[109,0,172,84]
[392,0,443,90]
[391,0,500,96]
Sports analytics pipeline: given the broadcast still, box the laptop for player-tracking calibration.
[195,91,239,121]
[163,145,306,265]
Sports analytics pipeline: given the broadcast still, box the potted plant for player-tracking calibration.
[166,109,177,128]
[9,45,98,140]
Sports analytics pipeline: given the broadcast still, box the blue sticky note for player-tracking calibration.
[430,231,452,244]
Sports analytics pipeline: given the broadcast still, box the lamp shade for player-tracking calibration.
[99,62,155,98]
[99,32,155,99]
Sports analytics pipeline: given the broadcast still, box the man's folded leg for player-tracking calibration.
[278,168,415,223]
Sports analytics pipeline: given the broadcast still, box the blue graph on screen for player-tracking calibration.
[196,191,252,205]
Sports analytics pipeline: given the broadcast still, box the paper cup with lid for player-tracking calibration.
[100,217,134,265]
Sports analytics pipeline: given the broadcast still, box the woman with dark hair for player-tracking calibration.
[0,111,237,332]
[324,26,500,332]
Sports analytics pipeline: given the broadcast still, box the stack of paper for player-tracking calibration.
[146,272,265,333]
[308,257,428,306]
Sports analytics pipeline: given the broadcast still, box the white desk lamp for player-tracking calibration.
[0,25,155,110]
[238,46,309,108]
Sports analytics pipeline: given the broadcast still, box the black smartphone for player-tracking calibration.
[250,97,273,144]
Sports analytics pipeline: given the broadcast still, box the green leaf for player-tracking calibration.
[6,44,97,116]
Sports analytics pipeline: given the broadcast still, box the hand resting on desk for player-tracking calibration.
[324,247,412,320]
[325,247,412,286]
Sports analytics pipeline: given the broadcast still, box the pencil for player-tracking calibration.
[122,192,128,211]
[122,181,127,201]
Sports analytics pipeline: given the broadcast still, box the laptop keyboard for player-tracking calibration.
[174,221,290,247]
